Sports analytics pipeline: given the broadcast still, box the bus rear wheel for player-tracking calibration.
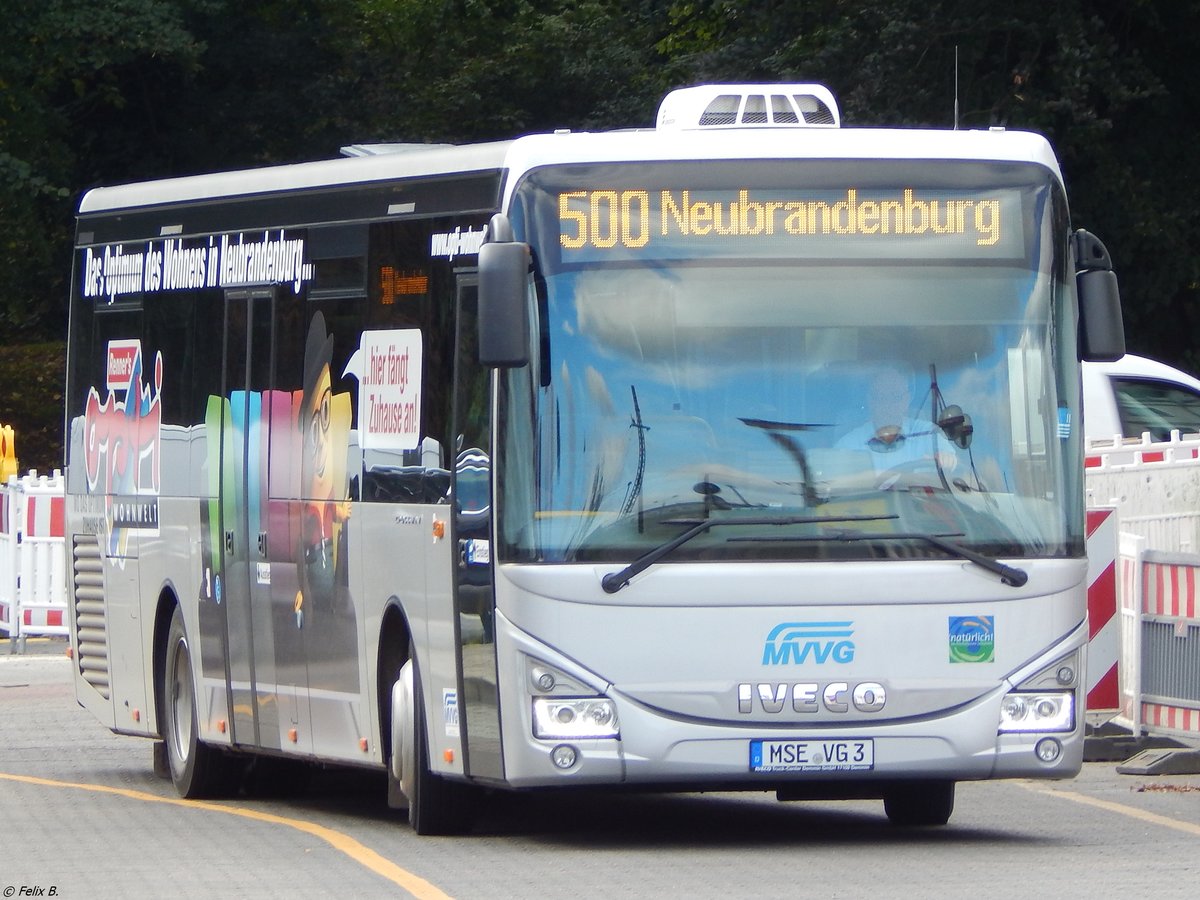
[162,606,228,798]
[883,780,955,826]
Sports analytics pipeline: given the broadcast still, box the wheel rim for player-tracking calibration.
[396,660,416,803]
[170,636,194,765]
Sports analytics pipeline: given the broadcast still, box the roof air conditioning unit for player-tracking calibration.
[656,84,840,130]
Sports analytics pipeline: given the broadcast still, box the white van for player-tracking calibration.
[1083,353,1200,442]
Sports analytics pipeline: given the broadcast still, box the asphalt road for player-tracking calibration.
[2,640,1198,899]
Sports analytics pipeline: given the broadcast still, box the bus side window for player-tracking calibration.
[356,219,463,504]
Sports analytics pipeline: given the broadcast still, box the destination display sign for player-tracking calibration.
[557,187,1025,262]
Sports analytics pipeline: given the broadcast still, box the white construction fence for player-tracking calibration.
[0,470,68,648]
[1087,431,1200,744]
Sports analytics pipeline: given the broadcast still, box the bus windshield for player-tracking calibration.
[498,160,1081,565]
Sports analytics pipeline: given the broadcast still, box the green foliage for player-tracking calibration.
[0,342,66,474]
[1,0,1198,373]
[343,1,666,139]
[646,0,1200,370]
[0,0,206,338]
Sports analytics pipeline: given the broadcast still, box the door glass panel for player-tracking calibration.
[453,280,503,779]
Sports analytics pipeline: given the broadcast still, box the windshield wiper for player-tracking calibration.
[732,529,1028,588]
[600,514,898,593]
[900,533,1027,586]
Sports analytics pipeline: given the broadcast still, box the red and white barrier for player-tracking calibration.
[1138,549,1200,739]
[1142,555,1199,619]
[1088,432,1200,743]
[1085,430,1200,471]
[0,470,68,643]
[0,479,16,637]
[1113,539,1200,740]
[1143,701,1200,736]
[1086,507,1119,712]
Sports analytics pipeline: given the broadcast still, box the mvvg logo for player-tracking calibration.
[763,621,855,665]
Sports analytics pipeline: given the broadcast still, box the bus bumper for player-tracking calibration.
[491,613,1084,791]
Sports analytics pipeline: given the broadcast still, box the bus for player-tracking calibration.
[65,83,1125,833]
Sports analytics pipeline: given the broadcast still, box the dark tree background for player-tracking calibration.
[3,0,1197,469]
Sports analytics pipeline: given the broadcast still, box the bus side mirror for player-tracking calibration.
[478,237,531,368]
[1074,229,1125,362]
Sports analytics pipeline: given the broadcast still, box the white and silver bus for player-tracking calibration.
[65,84,1125,832]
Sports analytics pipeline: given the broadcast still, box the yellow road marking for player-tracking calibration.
[1020,781,1200,837]
[0,772,453,899]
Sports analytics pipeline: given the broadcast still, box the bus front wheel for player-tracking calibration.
[397,647,473,835]
[883,780,955,826]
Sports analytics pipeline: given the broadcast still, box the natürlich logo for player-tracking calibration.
[763,621,855,666]
[948,615,995,663]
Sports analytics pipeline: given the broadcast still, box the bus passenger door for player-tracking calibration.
[217,289,276,750]
[452,278,504,781]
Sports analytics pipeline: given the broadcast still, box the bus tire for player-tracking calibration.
[404,648,473,835]
[883,780,955,826]
[162,606,227,799]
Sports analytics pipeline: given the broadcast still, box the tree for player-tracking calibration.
[339,1,666,141]
[649,0,1200,368]
[2,0,1199,370]
[0,0,206,337]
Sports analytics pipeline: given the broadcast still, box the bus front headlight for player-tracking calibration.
[998,691,1074,733]
[532,698,619,739]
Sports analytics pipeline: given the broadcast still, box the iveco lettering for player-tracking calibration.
[738,681,887,714]
[65,82,1123,833]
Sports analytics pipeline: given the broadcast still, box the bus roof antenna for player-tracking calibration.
[954,46,960,131]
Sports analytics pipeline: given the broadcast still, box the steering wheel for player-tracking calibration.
[875,456,947,489]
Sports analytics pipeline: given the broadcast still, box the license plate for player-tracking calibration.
[750,738,874,773]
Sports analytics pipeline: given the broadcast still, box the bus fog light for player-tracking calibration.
[999,691,1074,733]
[1036,738,1062,763]
[533,698,619,739]
[551,744,578,769]
[1055,665,1075,685]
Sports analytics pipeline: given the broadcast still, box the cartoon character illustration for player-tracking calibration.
[294,311,358,668]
